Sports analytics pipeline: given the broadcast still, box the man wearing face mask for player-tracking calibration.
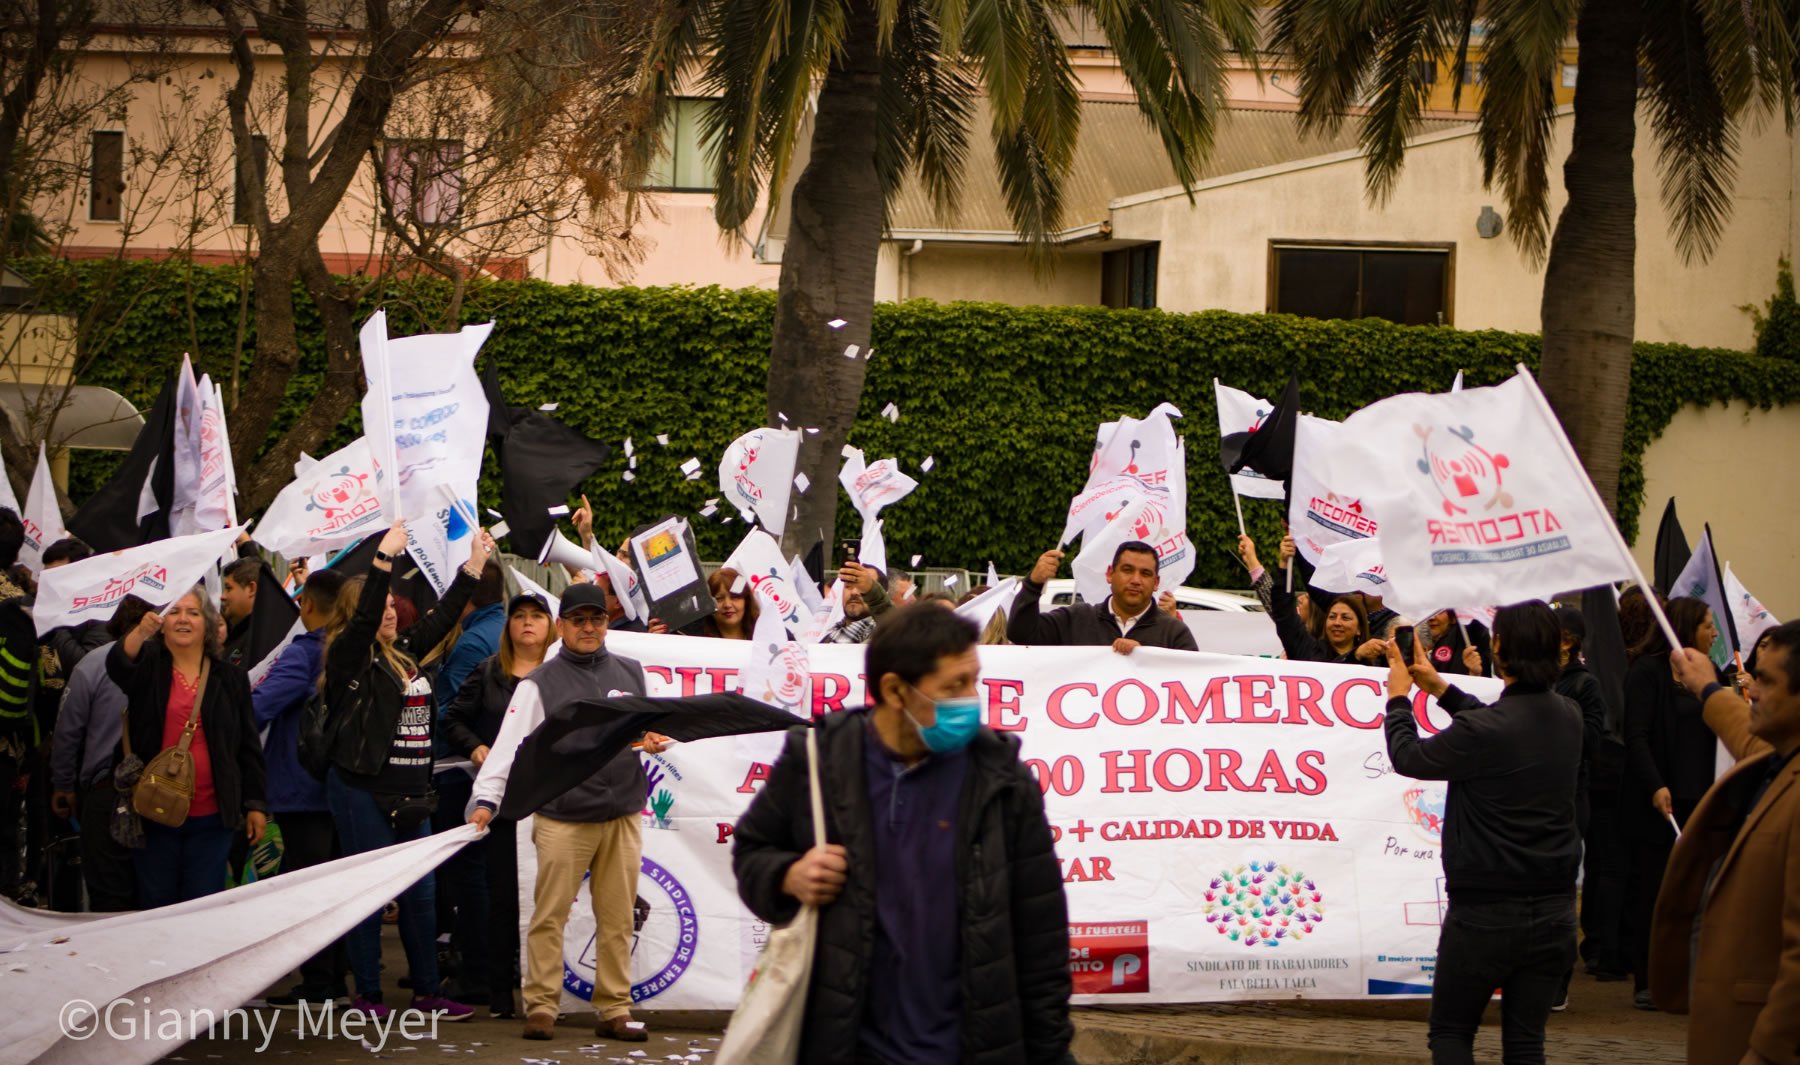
[731,603,1075,1065]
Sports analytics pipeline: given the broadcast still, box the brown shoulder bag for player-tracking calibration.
[128,659,210,827]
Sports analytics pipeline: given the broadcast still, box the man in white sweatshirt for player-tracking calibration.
[469,583,667,1043]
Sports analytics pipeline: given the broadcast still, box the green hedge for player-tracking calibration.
[23,258,1800,588]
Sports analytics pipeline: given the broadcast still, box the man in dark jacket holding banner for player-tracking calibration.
[1008,540,1197,653]
[733,603,1075,1065]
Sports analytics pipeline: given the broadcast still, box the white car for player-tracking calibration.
[1038,579,1263,613]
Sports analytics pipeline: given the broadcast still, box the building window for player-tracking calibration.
[1415,60,1438,85]
[383,139,463,226]
[233,134,270,225]
[90,130,124,221]
[1561,63,1578,88]
[1268,242,1453,326]
[1461,62,1486,85]
[1102,243,1159,309]
[645,98,713,192]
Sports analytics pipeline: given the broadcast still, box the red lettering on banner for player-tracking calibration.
[1427,508,1564,545]
[1331,678,1384,729]
[1249,749,1295,792]
[672,666,705,697]
[984,678,1025,731]
[1206,749,1250,792]
[1411,690,1442,736]
[736,763,771,794]
[1154,749,1205,792]
[704,667,738,695]
[1101,749,1153,794]
[1234,675,1279,725]
[1159,677,1230,725]
[1048,683,1100,729]
[1103,679,1158,727]
[1295,750,1328,795]
[1028,756,1085,796]
[812,673,851,717]
[1281,676,1330,726]
[715,823,735,844]
[643,666,674,686]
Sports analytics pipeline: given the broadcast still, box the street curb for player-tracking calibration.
[1073,1021,1428,1065]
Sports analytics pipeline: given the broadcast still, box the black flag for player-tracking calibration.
[1579,585,1629,740]
[226,550,303,682]
[1225,374,1299,483]
[481,362,611,560]
[1652,498,1690,594]
[328,530,441,614]
[68,370,179,551]
[497,692,800,820]
[1703,522,1741,657]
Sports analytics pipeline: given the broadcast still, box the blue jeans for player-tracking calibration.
[326,769,438,999]
[1428,894,1578,1065]
[134,814,233,908]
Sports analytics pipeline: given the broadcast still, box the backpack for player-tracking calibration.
[298,675,364,781]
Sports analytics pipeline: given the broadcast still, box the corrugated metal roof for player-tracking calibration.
[770,100,1472,242]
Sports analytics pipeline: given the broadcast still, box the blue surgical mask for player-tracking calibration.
[905,685,982,753]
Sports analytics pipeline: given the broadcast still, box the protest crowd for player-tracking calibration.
[1,328,1795,1065]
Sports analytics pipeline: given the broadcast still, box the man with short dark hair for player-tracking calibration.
[823,560,894,645]
[1383,601,1583,1065]
[1007,540,1197,652]
[255,567,349,1006]
[733,603,1075,1065]
[1650,622,1800,1065]
[220,556,263,629]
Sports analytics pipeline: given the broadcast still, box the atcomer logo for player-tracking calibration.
[57,996,440,1053]
[1413,423,1568,565]
[564,857,699,1004]
[1302,492,1378,541]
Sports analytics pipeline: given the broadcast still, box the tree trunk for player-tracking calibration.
[1538,0,1640,513]
[765,0,883,559]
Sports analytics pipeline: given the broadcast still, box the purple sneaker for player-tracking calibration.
[348,997,391,1021]
[411,995,475,1021]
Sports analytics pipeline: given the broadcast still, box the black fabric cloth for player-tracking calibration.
[1005,580,1197,651]
[480,362,612,562]
[67,370,177,551]
[1622,652,1718,821]
[496,690,797,821]
[1651,499,1691,595]
[731,712,1075,1065]
[1426,894,1578,1065]
[482,815,521,1006]
[1384,685,1583,901]
[1223,373,1299,482]
[321,563,475,783]
[1268,577,1356,664]
[1579,786,1629,973]
[43,621,111,678]
[222,540,301,673]
[79,780,137,911]
[442,656,520,757]
[517,645,649,823]
[105,639,268,829]
[1555,660,1609,832]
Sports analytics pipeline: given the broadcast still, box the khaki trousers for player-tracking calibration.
[524,813,641,1019]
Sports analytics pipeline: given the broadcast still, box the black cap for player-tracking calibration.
[560,581,609,616]
[1552,604,1585,641]
[507,592,552,616]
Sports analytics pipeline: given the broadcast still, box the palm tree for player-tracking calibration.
[633,0,1262,554]
[1268,0,1797,511]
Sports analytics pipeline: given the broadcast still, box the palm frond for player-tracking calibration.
[878,0,976,220]
[1471,0,1573,261]
[1641,0,1739,263]
[1266,0,1382,136]
[1355,0,1455,203]
[622,0,717,185]
[987,6,1081,251]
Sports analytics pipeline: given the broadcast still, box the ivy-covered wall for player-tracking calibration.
[25,259,1800,588]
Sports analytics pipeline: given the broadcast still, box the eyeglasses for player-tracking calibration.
[563,613,607,630]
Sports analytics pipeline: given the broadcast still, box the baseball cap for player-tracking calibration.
[561,582,609,617]
[507,592,552,616]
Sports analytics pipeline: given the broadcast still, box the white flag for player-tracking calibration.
[986,560,1000,588]
[788,555,825,616]
[859,517,888,575]
[594,546,649,624]
[838,447,918,523]
[1450,370,1465,393]
[723,528,817,633]
[1069,491,1153,605]
[360,313,493,595]
[1672,528,1738,663]
[1723,562,1780,654]
[1316,368,1638,617]
[955,577,1020,632]
[1287,414,1373,567]
[34,525,243,635]
[256,437,386,559]
[20,443,65,574]
[1310,537,1392,599]
[193,376,235,531]
[508,566,561,620]
[168,355,206,536]
[1062,403,1193,590]
[737,607,813,716]
[719,427,801,535]
[1214,380,1287,501]
[0,442,20,516]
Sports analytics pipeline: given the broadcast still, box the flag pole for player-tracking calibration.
[1232,489,1246,536]
[1515,364,1683,652]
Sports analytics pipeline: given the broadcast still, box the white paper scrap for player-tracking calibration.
[945,574,959,588]
[622,471,635,482]
[490,521,510,539]
[794,473,810,493]
[805,427,820,434]
[910,554,922,566]
[679,457,701,475]
[699,504,718,517]
[921,455,935,472]
[486,507,504,519]
[845,344,860,359]
[656,434,669,446]
[623,438,634,457]
[547,505,571,517]
[630,455,638,469]
[827,318,847,329]
[881,403,899,422]
[538,402,558,411]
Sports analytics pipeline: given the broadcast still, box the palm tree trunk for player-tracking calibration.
[1538,0,1640,513]
[765,0,883,558]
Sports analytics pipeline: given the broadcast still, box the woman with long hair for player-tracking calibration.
[1271,570,1377,665]
[1620,596,1722,1008]
[441,592,555,1018]
[701,567,758,639]
[108,586,267,907]
[320,520,491,1022]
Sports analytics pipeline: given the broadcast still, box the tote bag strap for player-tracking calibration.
[805,726,825,847]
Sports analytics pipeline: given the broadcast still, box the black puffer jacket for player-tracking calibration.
[732,712,1074,1065]
[442,655,521,757]
[322,563,475,780]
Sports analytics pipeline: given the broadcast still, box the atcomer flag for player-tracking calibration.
[255,437,386,559]
[719,427,801,535]
[1310,537,1391,599]
[1070,491,1154,604]
[838,446,918,522]
[33,524,243,635]
[737,607,814,716]
[723,527,817,634]
[168,354,205,537]
[789,554,825,616]
[360,313,493,595]
[1287,414,1371,566]
[20,442,65,573]
[193,376,235,531]
[1063,404,1194,590]
[1671,526,1739,664]
[1214,380,1287,501]
[1723,562,1780,653]
[594,546,649,623]
[1315,369,1638,617]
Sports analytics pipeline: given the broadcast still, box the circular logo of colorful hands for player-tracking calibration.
[1202,861,1325,948]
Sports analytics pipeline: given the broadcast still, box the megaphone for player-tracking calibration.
[538,529,599,573]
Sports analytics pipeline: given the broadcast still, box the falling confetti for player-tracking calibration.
[910,554,922,566]
[546,505,571,517]
[679,457,701,475]
[793,473,810,493]
[945,574,959,589]
[629,455,638,469]
[623,438,634,457]
[486,507,504,519]
[844,344,860,359]
[656,434,669,446]
[827,318,847,329]
[700,503,718,517]
[881,403,899,423]
[538,402,558,411]
[805,427,820,434]
[920,455,935,472]
[622,471,636,482]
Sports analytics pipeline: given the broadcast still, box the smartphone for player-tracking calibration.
[840,539,861,562]
[1394,625,1416,662]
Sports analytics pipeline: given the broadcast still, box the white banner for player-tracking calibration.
[361,315,493,595]
[1214,380,1287,501]
[1672,528,1737,663]
[719,428,801,535]
[1288,415,1372,568]
[0,438,19,515]
[254,438,386,560]
[520,632,1500,1014]
[1316,370,1637,617]
[21,442,65,574]
[33,525,243,635]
